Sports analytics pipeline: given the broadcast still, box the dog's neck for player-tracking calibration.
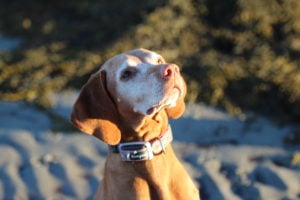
[119,109,169,143]
[108,125,173,162]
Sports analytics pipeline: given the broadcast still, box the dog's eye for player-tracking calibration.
[157,58,164,64]
[120,68,137,81]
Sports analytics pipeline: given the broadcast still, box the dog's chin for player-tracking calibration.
[146,87,181,116]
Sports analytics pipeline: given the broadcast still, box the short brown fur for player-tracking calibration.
[71,49,200,199]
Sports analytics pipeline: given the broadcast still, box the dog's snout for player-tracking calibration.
[162,64,179,79]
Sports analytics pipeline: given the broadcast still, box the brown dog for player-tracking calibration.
[71,49,200,199]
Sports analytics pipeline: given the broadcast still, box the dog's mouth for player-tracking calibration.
[146,87,181,115]
[146,106,159,115]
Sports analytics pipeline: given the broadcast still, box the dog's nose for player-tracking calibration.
[162,64,179,79]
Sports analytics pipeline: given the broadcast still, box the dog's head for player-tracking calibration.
[71,49,186,145]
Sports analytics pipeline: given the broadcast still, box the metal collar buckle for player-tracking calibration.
[113,125,173,162]
[118,142,154,161]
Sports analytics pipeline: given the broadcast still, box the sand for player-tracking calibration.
[0,92,299,200]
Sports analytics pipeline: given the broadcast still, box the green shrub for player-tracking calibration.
[0,0,299,122]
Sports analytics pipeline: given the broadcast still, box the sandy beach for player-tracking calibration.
[0,92,299,200]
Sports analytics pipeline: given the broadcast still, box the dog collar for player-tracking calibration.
[109,125,173,162]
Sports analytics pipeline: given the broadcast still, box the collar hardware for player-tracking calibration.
[109,125,173,162]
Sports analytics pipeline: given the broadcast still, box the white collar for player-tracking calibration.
[109,125,173,162]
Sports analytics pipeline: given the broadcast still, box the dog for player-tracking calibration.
[71,49,200,199]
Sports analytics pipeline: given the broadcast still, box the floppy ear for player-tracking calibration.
[165,81,187,119]
[71,71,121,145]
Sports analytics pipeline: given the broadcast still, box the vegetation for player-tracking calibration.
[0,0,299,123]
